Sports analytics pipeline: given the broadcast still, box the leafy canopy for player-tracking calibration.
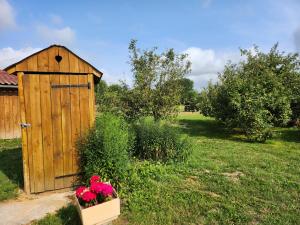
[198,44,300,142]
[124,40,191,121]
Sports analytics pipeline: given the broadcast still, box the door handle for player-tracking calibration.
[20,123,31,128]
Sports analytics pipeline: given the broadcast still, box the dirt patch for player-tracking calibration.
[185,176,201,187]
[113,215,130,225]
[204,169,210,174]
[204,191,221,198]
[222,171,245,183]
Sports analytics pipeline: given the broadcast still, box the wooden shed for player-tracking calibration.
[4,45,103,194]
[0,70,21,139]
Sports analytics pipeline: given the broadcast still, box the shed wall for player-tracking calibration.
[0,89,21,139]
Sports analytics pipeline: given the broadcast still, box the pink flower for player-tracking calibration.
[90,182,114,197]
[81,191,97,202]
[101,183,114,197]
[90,175,101,184]
[75,186,88,198]
[90,182,105,194]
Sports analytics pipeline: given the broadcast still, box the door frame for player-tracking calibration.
[18,72,30,193]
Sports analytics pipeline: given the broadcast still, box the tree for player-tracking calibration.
[178,78,200,112]
[96,81,127,115]
[198,44,300,142]
[95,80,107,106]
[198,82,218,116]
[126,40,191,121]
[179,78,194,104]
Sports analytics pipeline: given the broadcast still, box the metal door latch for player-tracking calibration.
[20,123,31,128]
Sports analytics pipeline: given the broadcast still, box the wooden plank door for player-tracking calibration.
[19,73,94,193]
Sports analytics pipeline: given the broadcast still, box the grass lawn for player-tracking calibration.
[1,114,299,224]
[0,138,22,201]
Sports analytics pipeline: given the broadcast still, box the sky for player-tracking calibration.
[1,0,300,90]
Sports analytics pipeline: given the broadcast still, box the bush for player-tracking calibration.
[132,119,192,162]
[78,113,134,188]
[198,44,300,142]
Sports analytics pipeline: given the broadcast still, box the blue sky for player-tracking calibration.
[1,0,300,89]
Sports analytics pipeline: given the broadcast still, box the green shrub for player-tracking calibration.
[78,113,134,188]
[132,119,192,162]
[198,44,300,142]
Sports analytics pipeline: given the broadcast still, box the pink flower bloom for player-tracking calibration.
[90,182,105,194]
[101,183,114,197]
[75,186,88,198]
[90,175,101,184]
[90,182,114,197]
[81,191,97,202]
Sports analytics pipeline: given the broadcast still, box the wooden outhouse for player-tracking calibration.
[4,45,103,194]
[0,70,21,139]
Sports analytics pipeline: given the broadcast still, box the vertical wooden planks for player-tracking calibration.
[0,92,4,139]
[88,74,95,128]
[0,91,20,139]
[11,94,16,138]
[38,50,49,72]
[48,46,60,72]
[17,72,30,193]
[69,52,79,73]
[78,75,90,135]
[6,45,102,192]
[23,75,35,192]
[28,75,44,192]
[58,47,69,73]
[40,74,55,190]
[27,55,38,71]
[50,74,64,189]
[3,92,9,139]
[38,47,54,190]
[69,75,81,178]
[50,75,64,189]
[60,74,73,187]
[69,51,80,178]
[16,60,28,72]
[12,92,18,138]
[14,94,21,138]
[7,92,12,138]
[50,46,64,189]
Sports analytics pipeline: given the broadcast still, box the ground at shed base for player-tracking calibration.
[0,191,72,225]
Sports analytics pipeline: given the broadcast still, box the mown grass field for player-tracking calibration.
[1,114,299,224]
[0,138,22,201]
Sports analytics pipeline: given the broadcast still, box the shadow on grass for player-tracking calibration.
[179,116,300,144]
[34,204,81,225]
[273,128,300,143]
[178,118,229,140]
[55,204,81,225]
[0,147,23,189]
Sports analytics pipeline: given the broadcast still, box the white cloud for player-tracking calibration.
[184,47,242,89]
[0,47,41,69]
[0,0,16,31]
[37,25,75,45]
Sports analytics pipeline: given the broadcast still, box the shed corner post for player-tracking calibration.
[17,71,30,194]
[88,73,96,128]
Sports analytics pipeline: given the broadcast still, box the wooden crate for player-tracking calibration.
[75,191,120,225]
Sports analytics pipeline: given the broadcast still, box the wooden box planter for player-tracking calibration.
[75,191,120,225]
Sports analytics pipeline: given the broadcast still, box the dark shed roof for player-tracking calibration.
[0,70,18,86]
